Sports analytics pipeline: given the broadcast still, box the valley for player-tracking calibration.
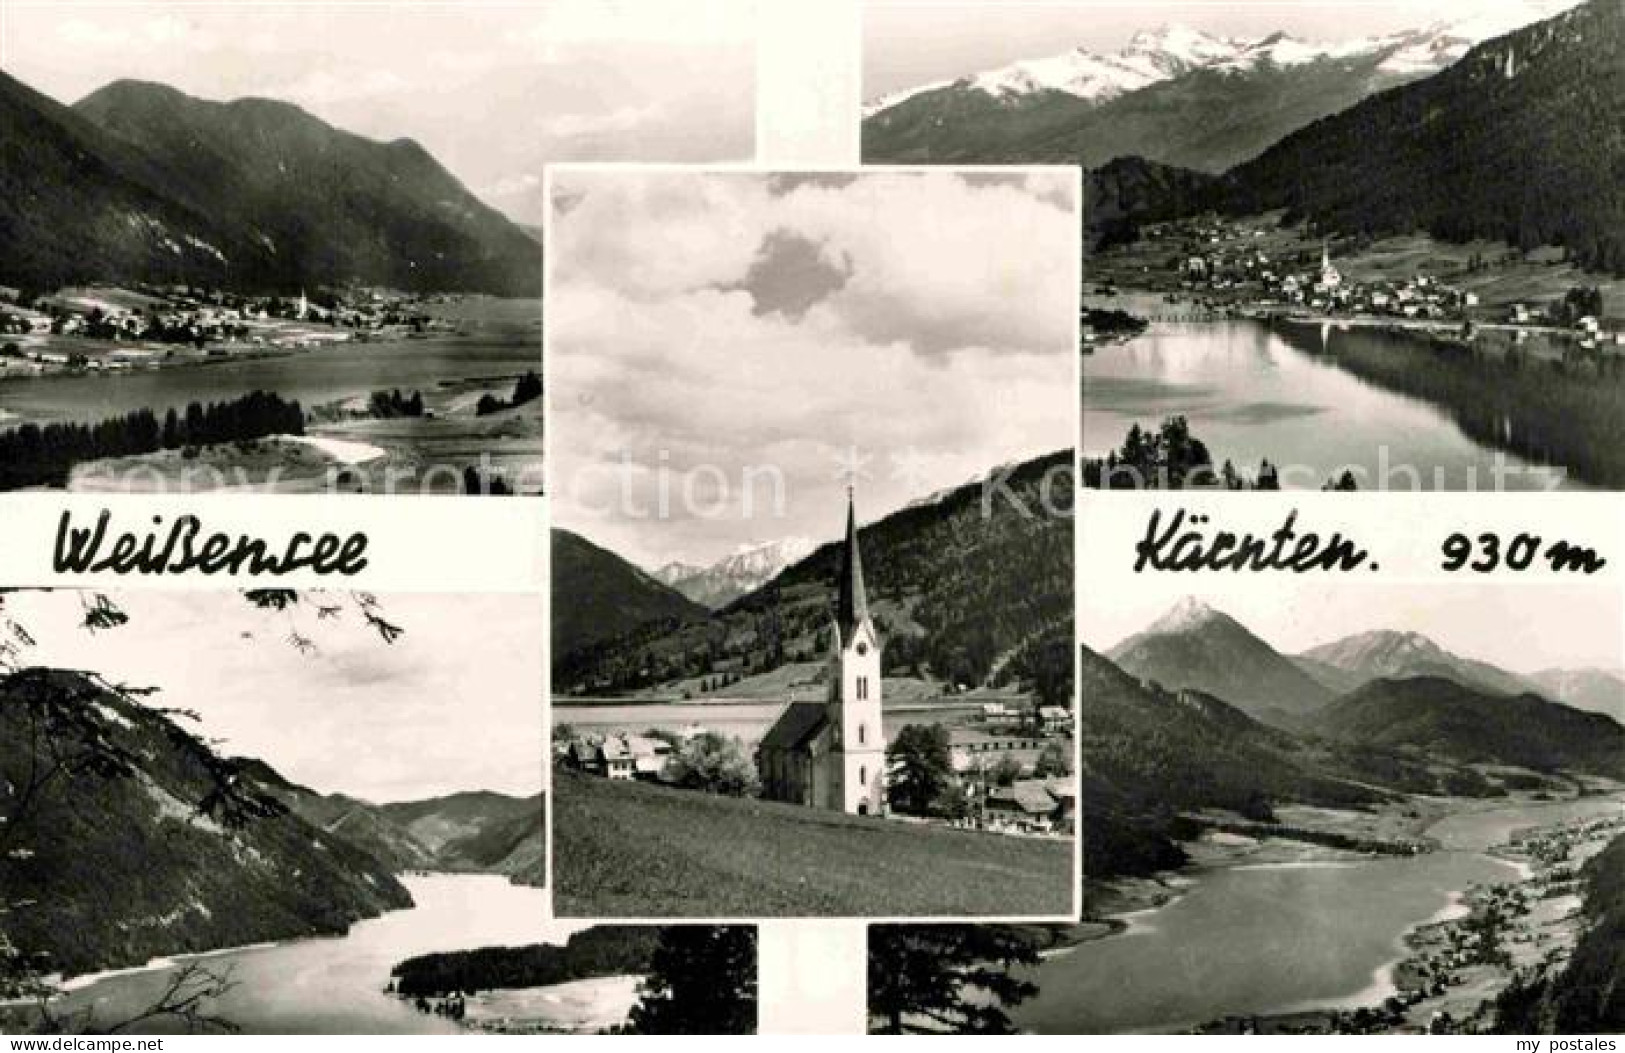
[1032,794,1624,1035]
[1070,593,1625,1033]
[0,70,544,493]
[870,1,1624,491]
[0,663,545,1034]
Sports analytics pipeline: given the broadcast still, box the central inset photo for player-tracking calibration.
[546,167,1080,918]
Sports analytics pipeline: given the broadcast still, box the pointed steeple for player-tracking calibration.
[836,486,869,644]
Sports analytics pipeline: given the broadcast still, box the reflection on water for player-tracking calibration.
[46,874,555,1035]
[1084,321,1593,491]
[1023,797,1623,1034]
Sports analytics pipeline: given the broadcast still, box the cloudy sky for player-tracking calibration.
[864,0,1579,99]
[1082,579,1624,675]
[1,0,755,225]
[549,169,1077,570]
[5,590,543,802]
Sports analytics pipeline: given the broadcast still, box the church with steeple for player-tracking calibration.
[757,490,887,815]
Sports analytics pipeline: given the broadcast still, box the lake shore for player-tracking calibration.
[1186,797,1625,1034]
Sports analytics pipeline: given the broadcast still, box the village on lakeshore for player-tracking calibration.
[1084,212,1620,355]
[1196,808,1625,1035]
[0,282,467,375]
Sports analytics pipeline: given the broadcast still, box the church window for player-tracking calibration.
[858,723,866,745]
[859,766,867,785]
[856,676,868,701]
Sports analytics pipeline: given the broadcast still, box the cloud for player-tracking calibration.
[549,170,1076,566]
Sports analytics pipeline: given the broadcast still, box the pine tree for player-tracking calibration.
[624,927,756,1035]
[868,925,1040,1034]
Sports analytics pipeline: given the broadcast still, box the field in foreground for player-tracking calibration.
[552,771,1074,917]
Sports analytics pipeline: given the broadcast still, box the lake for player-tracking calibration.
[1018,796,1624,1034]
[43,874,561,1035]
[1084,319,1605,490]
[0,298,540,428]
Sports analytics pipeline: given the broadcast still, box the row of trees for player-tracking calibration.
[0,390,305,490]
[1083,416,1286,491]
[474,371,542,416]
[367,388,425,419]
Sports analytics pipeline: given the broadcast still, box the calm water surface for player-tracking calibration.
[1023,796,1624,1033]
[0,298,539,427]
[48,874,553,1034]
[1085,320,1590,491]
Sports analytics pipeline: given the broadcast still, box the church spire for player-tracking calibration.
[836,486,869,643]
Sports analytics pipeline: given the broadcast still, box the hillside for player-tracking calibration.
[252,771,546,886]
[1079,646,1505,881]
[1003,50,1458,174]
[242,760,436,872]
[377,791,545,884]
[552,529,709,660]
[0,71,540,294]
[1495,831,1625,1031]
[1220,0,1625,273]
[0,72,241,292]
[0,669,410,978]
[1085,157,1220,250]
[1105,598,1333,725]
[72,80,540,295]
[555,451,1074,701]
[1299,630,1538,697]
[1319,676,1625,778]
[1529,667,1625,724]
[552,770,1073,917]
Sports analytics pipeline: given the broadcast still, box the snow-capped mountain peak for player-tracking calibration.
[1122,23,1248,71]
[654,537,816,609]
[863,3,1586,116]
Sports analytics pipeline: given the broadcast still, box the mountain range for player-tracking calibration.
[1106,598,1625,727]
[866,1,1623,271]
[0,73,540,295]
[1084,601,1625,883]
[553,450,1074,702]
[863,8,1572,171]
[653,537,815,610]
[0,668,542,980]
[251,769,546,885]
[1106,597,1333,726]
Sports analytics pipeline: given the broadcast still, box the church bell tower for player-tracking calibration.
[826,488,885,815]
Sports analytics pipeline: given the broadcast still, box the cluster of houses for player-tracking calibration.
[1177,242,1489,320]
[557,730,680,783]
[0,283,451,360]
[1143,217,1621,346]
[556,706,1078,837]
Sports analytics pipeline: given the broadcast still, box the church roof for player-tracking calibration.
[758,701,828,751]
[835,489,870,644]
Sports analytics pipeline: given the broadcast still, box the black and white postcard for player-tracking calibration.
[865,0,1625,492]
[546,167,1079,918]
[0,1,753,495]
